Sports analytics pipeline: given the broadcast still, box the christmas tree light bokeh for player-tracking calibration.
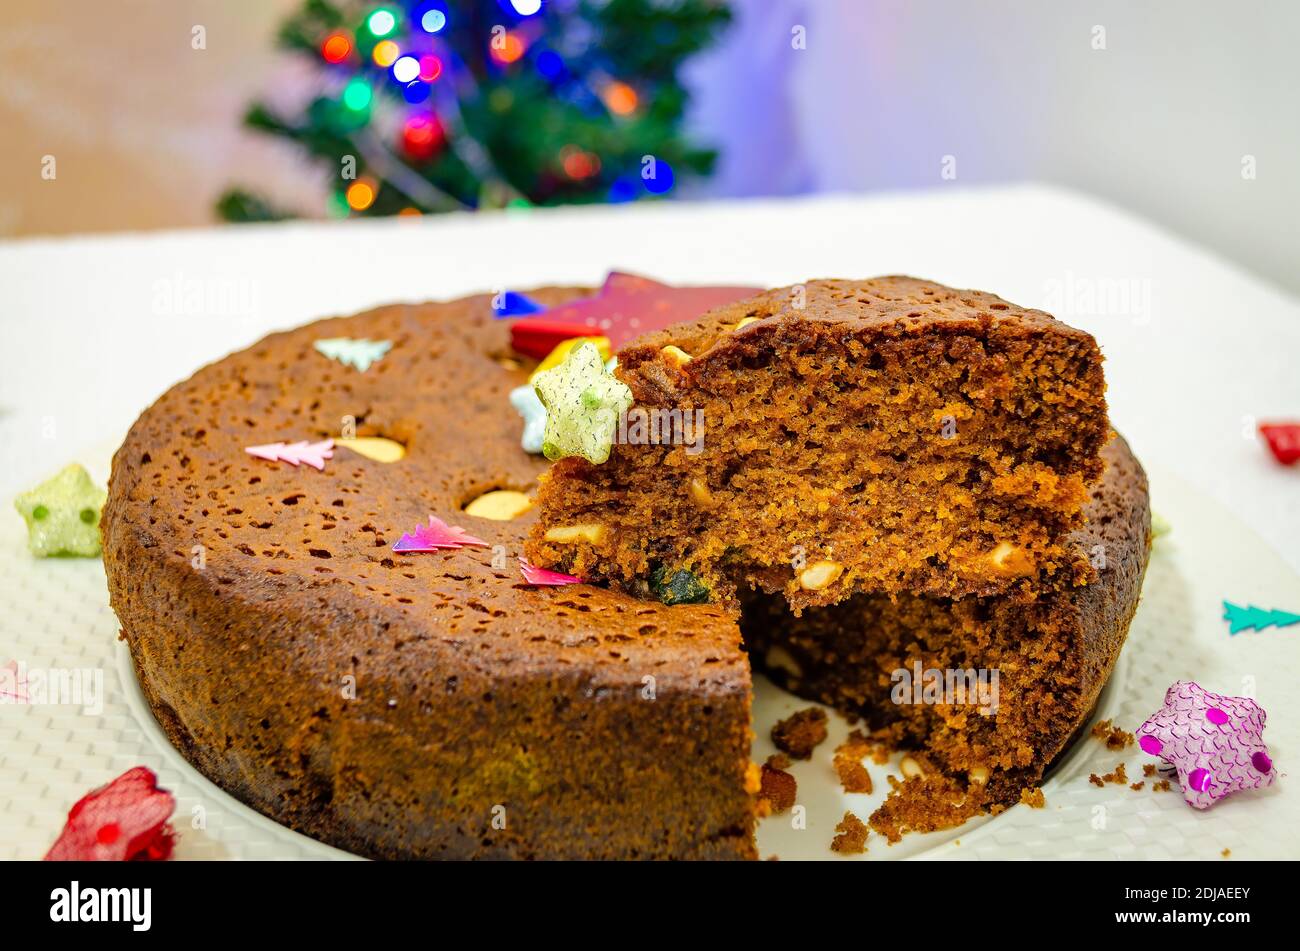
[218,0,732,222]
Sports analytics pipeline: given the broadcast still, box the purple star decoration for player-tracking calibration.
[1136,680,1276,809]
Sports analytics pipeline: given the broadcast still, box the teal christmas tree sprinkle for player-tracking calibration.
[1223,601,1300,635]
[314,337,392,372]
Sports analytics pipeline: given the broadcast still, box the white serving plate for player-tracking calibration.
[2,452,1297,860]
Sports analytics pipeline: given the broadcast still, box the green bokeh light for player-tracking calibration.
[343,79,372,112]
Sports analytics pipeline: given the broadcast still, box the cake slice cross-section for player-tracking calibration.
[527,276,1111,612]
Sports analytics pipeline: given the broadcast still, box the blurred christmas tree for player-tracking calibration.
[218,0,733,221]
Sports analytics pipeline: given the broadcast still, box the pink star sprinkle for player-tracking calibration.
[392,515,487,552]
[1136,680,1276,810]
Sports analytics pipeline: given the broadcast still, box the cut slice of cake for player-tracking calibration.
[744,433,1151,808]
[527,276,1110,611]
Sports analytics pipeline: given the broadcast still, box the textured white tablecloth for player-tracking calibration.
[1,183,1297,570]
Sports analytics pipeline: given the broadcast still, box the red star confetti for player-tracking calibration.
[245,439,335,471]
[1136,681,1276,810]
[509,272,762,357]
[1259,421,1300,465]
[392,515,487,552]
[45,767,177,861]
[519,557,582,586]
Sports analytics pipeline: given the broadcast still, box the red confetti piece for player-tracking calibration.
[510,319,597,360]
[245,439,335,471]
[1259,422,1300,465]
[45,767,176,861]
[392,515,488,552]
[508,272,763,357]
[519,557,583,587]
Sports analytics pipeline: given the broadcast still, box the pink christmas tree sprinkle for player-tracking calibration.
[519,558,583,587]
[45,767,177,862]
[245,439,335,471]
[392,515,488,552]
[1,660,28,704]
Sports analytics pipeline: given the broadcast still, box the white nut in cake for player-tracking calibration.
[799,560,844,591]
[543,523,607,544]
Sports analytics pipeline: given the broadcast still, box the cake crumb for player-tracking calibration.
[1090,718,1135,750]
[858,729,894,764]
[831,811,869,854]
[758,762,797,815]
[833,737,874,794]
[1090,762,1128,787]
[771,707,828,760]
[1221,848,1231,859]
[869,775,986,843]
[1153,779,1172,792]
[1130,781,1145,791]
[766,752,792,770]
[1143,763,1157,777]
[1019,787,1046,809]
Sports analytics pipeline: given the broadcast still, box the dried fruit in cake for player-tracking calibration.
[649,566,710,605]
[527,276,1110,610]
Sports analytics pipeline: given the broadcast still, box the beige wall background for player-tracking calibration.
[0,0,323,236]
[4,1,1298,301]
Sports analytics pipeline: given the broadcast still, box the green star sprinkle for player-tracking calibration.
[532,342,633,464]
[13,463,107,558]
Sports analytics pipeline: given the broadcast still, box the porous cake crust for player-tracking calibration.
[527,277,1110,611]
[103,287,757,861]
[103,280,1147,859]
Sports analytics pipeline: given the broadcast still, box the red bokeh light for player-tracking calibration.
[322,33,351,64]
[402,113,445,162]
